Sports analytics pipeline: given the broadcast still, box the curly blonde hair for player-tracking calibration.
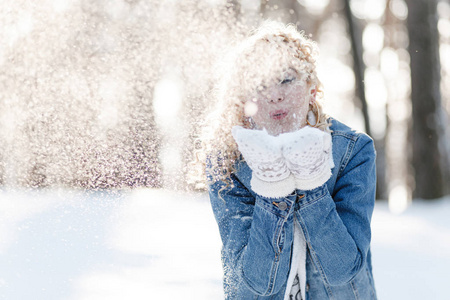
[197,21,330,186]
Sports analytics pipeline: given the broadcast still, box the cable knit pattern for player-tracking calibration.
[232,126,292,182]
[232,125,334,197]
[281,126,334,190]
[232,126,295,198]
[250,173,296,199]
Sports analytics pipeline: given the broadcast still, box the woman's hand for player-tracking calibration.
[231,125,333,196]
[232,126,295,198]
[281,126,334,191]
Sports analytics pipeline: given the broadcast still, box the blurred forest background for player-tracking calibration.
[0,0,449,210]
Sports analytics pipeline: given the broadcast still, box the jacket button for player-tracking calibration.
[277,201,288,211]
[306,283,310,292]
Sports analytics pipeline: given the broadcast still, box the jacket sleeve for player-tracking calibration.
[208,163,296,296]
[296,133,376,286]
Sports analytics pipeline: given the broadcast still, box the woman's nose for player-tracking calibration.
[269,92,284,103]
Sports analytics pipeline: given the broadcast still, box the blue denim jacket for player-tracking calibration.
[208,119,377,299]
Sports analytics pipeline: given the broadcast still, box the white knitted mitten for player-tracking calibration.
[281,126,334,191]
[232,126,295,198]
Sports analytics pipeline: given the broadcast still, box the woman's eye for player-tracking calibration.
[280,77,295,84]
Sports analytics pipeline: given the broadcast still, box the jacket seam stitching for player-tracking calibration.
[298,191,327,210]
[266,252,280,295]
[255,201,287,219]
[331,131,359,141]
[337,135,360,178]
[297,213,334,297]
[350,280,360,300]
[273,218,285,254]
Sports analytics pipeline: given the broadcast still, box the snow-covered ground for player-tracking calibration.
[1,188,449,300]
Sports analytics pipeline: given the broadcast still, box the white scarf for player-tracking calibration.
[284,216,307,300]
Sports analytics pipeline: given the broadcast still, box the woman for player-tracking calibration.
[201,21,377,299]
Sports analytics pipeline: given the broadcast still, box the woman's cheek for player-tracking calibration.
[251,108,267,128]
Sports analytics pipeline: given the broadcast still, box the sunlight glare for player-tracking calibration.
[244,101,258,117]
[17,12,34,35]
[380,48,399,79]
[160,146,182,175]
[438,19,450,39]
[389,185,411,214]
[363,23,384,53]
[6,12,34,47]
[389,0,408,20]
[52,0,74,13]
[241,0,261,11]
[298,0,330,15]
[365,68,387,139]
[350,0,386,20]
[153,76,183,124]
[440,44,450,72]
[365,68,387,109]
[317,58,355,93]
[437,1,450,19]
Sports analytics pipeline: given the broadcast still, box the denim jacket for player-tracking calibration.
[208,119,378,299]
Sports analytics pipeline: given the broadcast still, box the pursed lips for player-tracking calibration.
[270,110,288,120]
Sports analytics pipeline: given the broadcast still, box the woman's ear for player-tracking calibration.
[310,87,317,102]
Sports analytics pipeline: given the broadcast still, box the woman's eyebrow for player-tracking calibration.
[281,67,298,76]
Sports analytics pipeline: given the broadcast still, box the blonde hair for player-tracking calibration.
[196,21,330,186]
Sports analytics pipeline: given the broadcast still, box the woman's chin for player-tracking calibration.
[259,119,305,136]
[266,125,290,136]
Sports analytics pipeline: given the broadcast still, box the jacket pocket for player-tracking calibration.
[349,266,377,300]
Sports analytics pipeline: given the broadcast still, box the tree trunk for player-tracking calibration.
[406,0,447,199]
[343,0,391,200]
[343,0,371,137]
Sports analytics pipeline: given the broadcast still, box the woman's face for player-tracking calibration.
[247,68,313,136]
